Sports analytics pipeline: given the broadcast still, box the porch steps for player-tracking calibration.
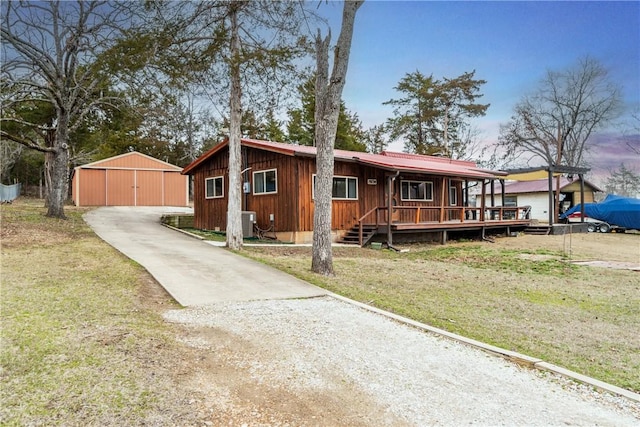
[523,225,551,235]
[339,224,378,246]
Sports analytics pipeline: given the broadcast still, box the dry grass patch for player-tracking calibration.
[0,200,204,425]
[1,200,409,426]
[243,237,640,393]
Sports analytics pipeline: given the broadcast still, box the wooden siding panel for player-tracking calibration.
[78,169,106,206]
[136,170,163,206]
[244,149,298,233]
[106,169,135,206]
[295,160,387,232]
[193,146,229,230]
[163,172,188,206]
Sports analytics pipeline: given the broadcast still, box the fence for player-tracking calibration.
[1,183,22,202]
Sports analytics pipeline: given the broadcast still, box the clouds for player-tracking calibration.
[316,1,639,181]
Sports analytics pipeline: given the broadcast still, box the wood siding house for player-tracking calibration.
[182,139,531,245]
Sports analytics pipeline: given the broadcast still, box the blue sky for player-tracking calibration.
[315,1,640,179]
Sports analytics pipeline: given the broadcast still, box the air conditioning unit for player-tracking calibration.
[241,211,256,237]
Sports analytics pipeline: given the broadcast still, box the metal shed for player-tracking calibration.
[72,152,189,207]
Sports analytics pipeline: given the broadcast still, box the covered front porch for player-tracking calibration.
[345,204,532,246]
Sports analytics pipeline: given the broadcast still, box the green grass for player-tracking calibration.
[1,201,186,425]
[242,244,640,393]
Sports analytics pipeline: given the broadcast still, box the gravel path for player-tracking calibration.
[164,296,640,426]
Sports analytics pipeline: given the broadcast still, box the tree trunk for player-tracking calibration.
[226,5,243,250]
[46,148,69,218]
[311,1,362,276]
[46,118,69,218]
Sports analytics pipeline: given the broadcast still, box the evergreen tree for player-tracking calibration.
[364,124,388,154]
[287,75,367,151]
[384,70,488,156]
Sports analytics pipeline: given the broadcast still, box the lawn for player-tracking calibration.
[2,198,638,425]
[242,235,640,393]
[0,200,201,425]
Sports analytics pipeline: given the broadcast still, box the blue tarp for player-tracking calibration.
[560,194,640,230]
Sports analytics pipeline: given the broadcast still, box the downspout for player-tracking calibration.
[242,147,249,211]
[387,171,400,247]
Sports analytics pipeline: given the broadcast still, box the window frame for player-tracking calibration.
[504,195,518,207]
[205,176,224,199]
[312,174,359,200]
[449,182,458,206]
[253,168,278,195]
[400,180,434,202]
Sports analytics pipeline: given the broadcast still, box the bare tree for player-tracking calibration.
[312,1,363,276]
[622,107,640,156]
[226,4,243,250]
[0,140,23,183]
[145,1,310,249]
[604,163,640,197]
[498,57,622,168]
[1,1,133,217]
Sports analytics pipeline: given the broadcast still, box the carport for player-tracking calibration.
[72,152,189,207]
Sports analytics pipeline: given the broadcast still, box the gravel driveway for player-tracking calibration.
[165,296,639,426]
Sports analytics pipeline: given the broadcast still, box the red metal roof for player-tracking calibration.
[182,138,500,179]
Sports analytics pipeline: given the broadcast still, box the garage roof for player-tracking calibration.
[77,151,182,171]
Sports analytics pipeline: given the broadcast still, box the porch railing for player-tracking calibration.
[357,205,532,246]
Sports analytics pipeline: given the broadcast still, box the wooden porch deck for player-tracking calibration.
[350,205,533,246]
[390,218,532,231]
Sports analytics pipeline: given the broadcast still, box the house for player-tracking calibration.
[181,139,531,245]
[477,177,602,222]
[72,151,189,207]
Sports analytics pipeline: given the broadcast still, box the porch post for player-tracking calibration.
[579,173,585,223]
[480,180,486,221]
[547,168,554,225]
[464,180,468,205]
[387,172,398,247]
[490,180,495,207]
[500,179,505,207]
[440,178,446,223]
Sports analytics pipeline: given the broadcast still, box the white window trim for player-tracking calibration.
[312,174,359,200]
[253,168,278,195]
[449,183,458,206]
[205,176,224,199]
[400,180,434,201]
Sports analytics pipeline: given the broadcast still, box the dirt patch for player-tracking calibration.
[489,232,640,264]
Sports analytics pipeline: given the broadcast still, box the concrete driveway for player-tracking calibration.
[83,206,326,306]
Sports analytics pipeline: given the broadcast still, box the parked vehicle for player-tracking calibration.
[560,194,640,232]
[564,212,616,233]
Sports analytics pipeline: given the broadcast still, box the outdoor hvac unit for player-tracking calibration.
[241,211,256,238]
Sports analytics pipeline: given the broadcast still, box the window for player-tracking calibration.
[253,169,277,195]
[504,196,518,207]
[401,180,433,201]
[205,176,224,199]
[449,183,458,206]
[312,175,358,200]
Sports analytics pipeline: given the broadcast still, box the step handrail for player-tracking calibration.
[358,206,384,246]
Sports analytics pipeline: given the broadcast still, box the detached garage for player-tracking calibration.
[72,152,189,207]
